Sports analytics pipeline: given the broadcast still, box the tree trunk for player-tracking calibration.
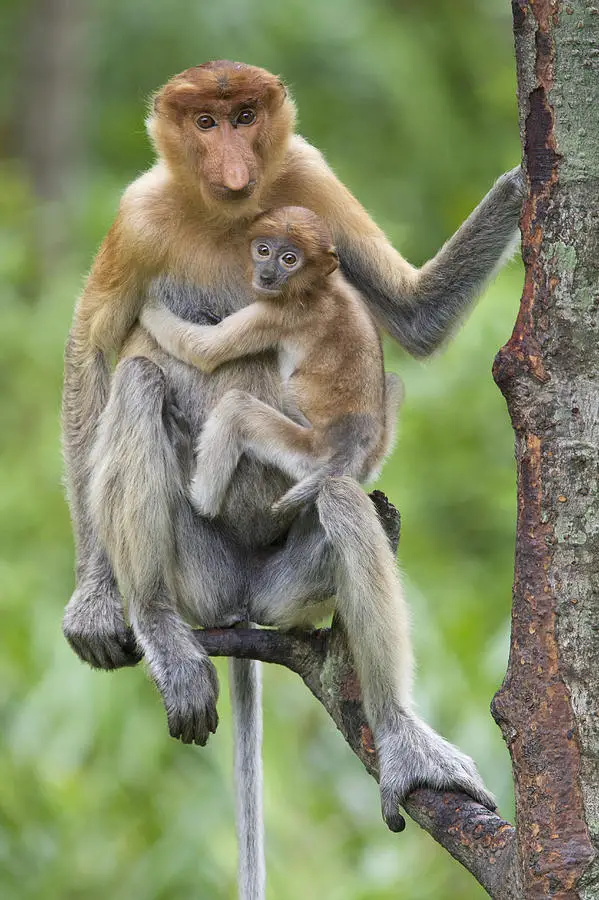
[17,0,88,274]
[492,2,599,896]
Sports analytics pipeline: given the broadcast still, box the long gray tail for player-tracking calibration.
[229,650,265,900]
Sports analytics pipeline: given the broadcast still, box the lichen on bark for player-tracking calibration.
[493,2,599,897]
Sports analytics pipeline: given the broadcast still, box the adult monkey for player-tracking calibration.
[62,61,523,899]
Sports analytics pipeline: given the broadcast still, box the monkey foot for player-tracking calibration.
[63,583,142,670]
[155,654,220,746]
[376,713,496,833]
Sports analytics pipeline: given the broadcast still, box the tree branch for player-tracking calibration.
[193,491,520,899]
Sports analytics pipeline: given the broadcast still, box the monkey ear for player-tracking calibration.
[324,248,339,276]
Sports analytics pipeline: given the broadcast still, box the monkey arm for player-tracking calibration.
[141,300,285,373]
[296,140,524,357]
[63,220,145,573]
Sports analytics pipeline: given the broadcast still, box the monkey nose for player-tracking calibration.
[260,270,276,285]
[221,161,251,193]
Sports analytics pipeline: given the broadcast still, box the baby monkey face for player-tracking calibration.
[250,238,304,296]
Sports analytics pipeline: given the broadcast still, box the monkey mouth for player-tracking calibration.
[210,181,257,202]
[252,279,281,297]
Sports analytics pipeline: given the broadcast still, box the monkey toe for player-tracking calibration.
[168,704,219,746]
[63,582,141,671]
[160,657,220,746]
[380,796,406,833]
[376,714,497,830]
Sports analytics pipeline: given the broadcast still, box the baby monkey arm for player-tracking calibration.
[141,300,286,373]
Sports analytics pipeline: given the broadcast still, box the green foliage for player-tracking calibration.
[0,1,522,897]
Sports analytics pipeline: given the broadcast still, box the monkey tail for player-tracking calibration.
[229,641,265,900]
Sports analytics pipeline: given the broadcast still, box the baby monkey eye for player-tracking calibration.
[196,113,217,130]
[281,252,298,267]
[256,243,271,257]
[236,108,256,126]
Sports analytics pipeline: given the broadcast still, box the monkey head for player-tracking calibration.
[148,61,295,213]
[248,206,339,298]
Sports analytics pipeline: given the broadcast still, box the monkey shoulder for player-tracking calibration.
[119,165,240,288]
[109,165,176,272]
[270,135,333,207]
[334,276,380,337]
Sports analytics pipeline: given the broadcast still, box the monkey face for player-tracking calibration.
[250,238,304,296]
[248,206,339,298]
[148,61,295,213]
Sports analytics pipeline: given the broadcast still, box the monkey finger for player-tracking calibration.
[381,799,406,833]
[119,628,144,664]
[80,645,104,670]
[207,705,219,735]
[171,719,199,746]
[385,813,407,834]
[104,630,143,669]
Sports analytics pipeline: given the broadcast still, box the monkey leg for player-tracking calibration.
[191,389,321,518]
[316,477,496,828]
[248,507,336,628]
[90,356,240,745]
[250,477,495,831]
[62,545,142,670]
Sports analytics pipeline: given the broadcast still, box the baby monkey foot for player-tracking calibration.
[63,581,142,670]
[153,653,220,746]
[376,713,496,833]
[189,476,226,520]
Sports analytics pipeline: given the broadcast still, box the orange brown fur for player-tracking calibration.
[246,206,385,446]
[72,60,419,378]
[142,205,389,478]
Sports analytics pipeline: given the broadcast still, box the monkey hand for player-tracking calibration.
[376,713,496,833]
[183,329,220,373]
[152,652,220,746]
[189,471,225,519]
[63,578,142,670]
[497,164,527,207]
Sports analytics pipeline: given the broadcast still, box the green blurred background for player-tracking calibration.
[0,1,523,897]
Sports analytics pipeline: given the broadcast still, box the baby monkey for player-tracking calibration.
[141,206,401,517]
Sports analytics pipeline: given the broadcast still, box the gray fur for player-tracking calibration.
[272,413,380,517]
[62,334,142,669]
[337,167,525,356]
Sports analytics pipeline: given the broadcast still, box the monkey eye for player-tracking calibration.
[196,113,217,130]
[236,108,256,126]
[256,243,271,258]
[280,252,298,268]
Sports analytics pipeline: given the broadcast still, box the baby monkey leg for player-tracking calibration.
[190,389,323,518]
